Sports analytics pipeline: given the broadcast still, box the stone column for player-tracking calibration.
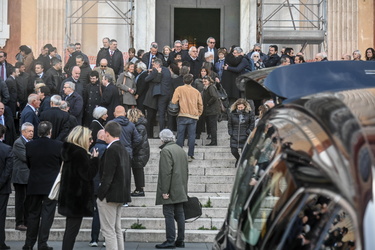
[0,0,10,48]
[134,0,156,51]
[240,0,256,53]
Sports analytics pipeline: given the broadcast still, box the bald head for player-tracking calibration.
[114,105,126,118]
[72,66,81,81]
[97,129,106,141]
[100,58,108,66]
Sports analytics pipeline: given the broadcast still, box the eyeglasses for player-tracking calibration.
[63,86,71,89]
[209,41,216,44]
[100,65,107,68]
[0,56,3,58]
[254,49,261,52]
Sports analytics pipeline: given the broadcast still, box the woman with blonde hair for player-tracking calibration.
[116,61,137,110]
[58,126,99,250]
[127,108,150,196]
[228,98,255,166]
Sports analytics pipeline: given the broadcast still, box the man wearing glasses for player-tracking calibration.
[198,37,219,64]
[93,59,116,84]
[246,43,268,62]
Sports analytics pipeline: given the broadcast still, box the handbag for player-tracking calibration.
[152,83,162,96]
[168,102,180,116]
[48,162,64,200]
[183,196,202,222]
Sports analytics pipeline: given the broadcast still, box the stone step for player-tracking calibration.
[144,159,236,169]
[143,175,235,184]
[5,229,219,242]
[148,146,231,153]
[148,151,234,160]
[5,206,228,219]
[143,183,233,193]
[6,217,225,231]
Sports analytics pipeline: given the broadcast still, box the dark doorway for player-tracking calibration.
[174,8,220,48]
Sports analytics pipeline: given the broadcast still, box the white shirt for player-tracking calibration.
[107,139,120,149]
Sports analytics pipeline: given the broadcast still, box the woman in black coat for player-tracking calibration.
[202,76,221,146]
[58,126,99,250]
[228,98,255,166]
[89,106,108,146]
[127,108,150,196]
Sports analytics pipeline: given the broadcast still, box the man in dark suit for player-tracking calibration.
[97,122,130,250]
[5,67,19,118]
[39,95,70,141]
[44,58,64,95]
[185,47,203,80]
[198,37,219,64]
[64,43,85,77]
[167,40,188,66]
[105,39,124,79]
[96,37,110,67]
[144,58,172,131]
[63,81,83,125]
[20,94,41,139]
[0,102,16,146]
[0,124,13,250]
[142,42,165,69]
[23,121,63,250]
[100,74,119,121]
[12,122,34,232]
[15,62,30,110]
[28,62,52,95]
[0,51,13,82]
[59,66,84,99]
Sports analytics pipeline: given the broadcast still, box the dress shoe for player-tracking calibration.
[15,224,27,231]
[155,241,175,249]
[205,143,217,146]
[206,134,211,139]
[38,246,53,250]
[131,190,145,197]
[22,246,32,250]
[0,244,10,250]
[175,241,185,248]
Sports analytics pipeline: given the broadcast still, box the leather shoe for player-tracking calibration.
[15,225,27,231]
[0,244,10,250]
[175,241,185,248]
[131,190,145,197]
[22,246,32,250]
[155,241,175,249]
[205,143,217,146]
[38,246,52,250]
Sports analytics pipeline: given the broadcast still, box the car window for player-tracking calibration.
[227,122,280,241]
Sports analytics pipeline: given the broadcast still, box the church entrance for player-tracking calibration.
[174,8,221,48]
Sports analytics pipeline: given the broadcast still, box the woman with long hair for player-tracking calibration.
[365,48,375,61]
[58,126,99,250]
[116,62,137,111]
[127,108,150,196]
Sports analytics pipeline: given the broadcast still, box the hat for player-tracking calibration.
[159,129,175,142]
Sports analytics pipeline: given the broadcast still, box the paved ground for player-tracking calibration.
[5,241,213,249]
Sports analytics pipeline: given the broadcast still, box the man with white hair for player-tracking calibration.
[142,42,165,69]
[39,95,70,141]
[315,52,329,62]
[20,94,41,139]
[63,81,83,125]
[186,46,203,79]
[155,129,188,249]
[198,37,219,64]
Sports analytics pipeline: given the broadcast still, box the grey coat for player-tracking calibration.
[155,142,188,205]
[12,136,29,184]
[116,72,137,106]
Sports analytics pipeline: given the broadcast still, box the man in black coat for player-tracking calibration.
[23,121,63,250]
[5,67,19,118]
[20,94,41,139]
[100,74,119,121]
[105,39,124,79]
[97,122,130,250]
[185,47,203,80]
[64,43,85,77]
[0,124,14,249]
[44,58,64,95]
[59,66,84,99]
[39,95,70,141]
[28,62,52,95]
[0,102,16,146]
[198,37,219,64]
[96,37,110,67]
[264,45,281,68]
[62,81,83,125]
[83,71,101,126]
[142,42,165,69]
[0,51,13,81]
[15,62,30,109]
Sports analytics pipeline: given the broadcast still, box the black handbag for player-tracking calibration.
[152,83,162,96]
[183,196,202,222]
[168,102,180,116]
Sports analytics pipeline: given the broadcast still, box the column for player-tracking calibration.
[134,0,156,51]
[0,0,10,48]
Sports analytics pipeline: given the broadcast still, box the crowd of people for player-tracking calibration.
[1,36,372,249]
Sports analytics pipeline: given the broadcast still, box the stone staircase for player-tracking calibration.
[5,121,237,243]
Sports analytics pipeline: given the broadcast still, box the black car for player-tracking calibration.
[214,61,375,249]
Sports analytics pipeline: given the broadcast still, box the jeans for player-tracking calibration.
[176,117,197,157]
[91,196,100,243]
[162,203,185,243]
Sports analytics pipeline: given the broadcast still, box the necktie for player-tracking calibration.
[0,116,3,125]
[0,64,4,81]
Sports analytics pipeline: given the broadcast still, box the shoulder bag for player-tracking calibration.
[183,196,202,222]
[48,162,64,200]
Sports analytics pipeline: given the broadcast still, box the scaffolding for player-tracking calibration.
[65,0,135,47]
[257,0,327,52]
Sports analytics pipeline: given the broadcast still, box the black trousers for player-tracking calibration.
[0,194,9,246]
[25,195,57,248]
[62,217,83,250]
[14,183,28,226]
[205,115,218,144]
[157,94,170,131]
[146,107,157,138]
[132,168,145,190]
